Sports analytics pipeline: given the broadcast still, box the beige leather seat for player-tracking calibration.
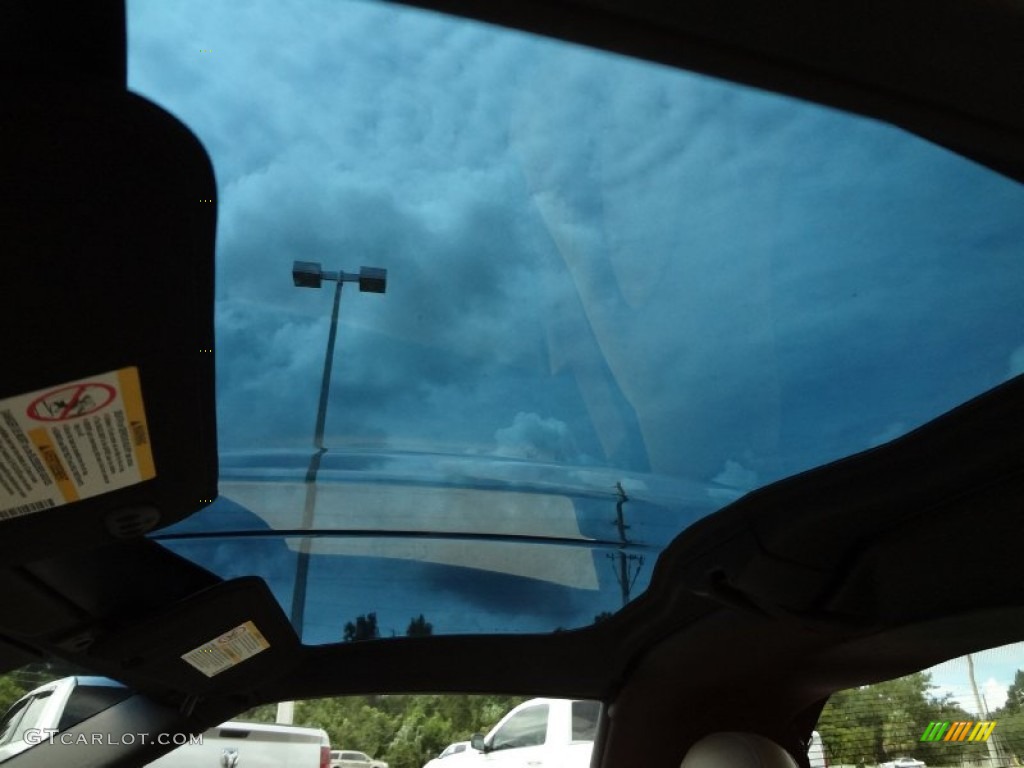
[681,733,799,768]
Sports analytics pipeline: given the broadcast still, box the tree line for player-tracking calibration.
[4,639,1024,768]
[818,670,1024,767]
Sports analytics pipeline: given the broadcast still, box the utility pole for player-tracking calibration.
[607,482,643,608]
[966,653,1002,768]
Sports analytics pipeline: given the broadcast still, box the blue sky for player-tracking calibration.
[129,0,1024,639]
[926,643,1024,715]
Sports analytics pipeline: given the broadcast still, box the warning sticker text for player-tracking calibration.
[0,368,156,521]
[181,621,270,678]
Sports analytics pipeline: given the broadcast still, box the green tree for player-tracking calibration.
[0,673,27,715]
[233,702,278,723]
[816,671,985,765]
[818,687,876,766]
[881,706,916,756]
[295,696,397,758]
[344,613,380,642]
[385,700,453,768]
[995,708,1024,763]
[1006,669,1024,714]
[406,615,433,637]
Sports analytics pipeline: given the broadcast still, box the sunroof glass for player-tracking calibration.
[131,0,1024,642]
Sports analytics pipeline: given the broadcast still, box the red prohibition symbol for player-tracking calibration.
[27,382,116,422]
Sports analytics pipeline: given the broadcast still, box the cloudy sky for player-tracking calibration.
[926,642,1024,716]
[129,0,1024,639]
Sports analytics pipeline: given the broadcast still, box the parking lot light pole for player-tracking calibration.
[289,261,387,629]
[277,262,386,725]
[292,262,387,465]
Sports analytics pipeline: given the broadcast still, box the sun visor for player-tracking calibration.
[87,577,299,697]
[0,83,218,566]
[0,539,222,657]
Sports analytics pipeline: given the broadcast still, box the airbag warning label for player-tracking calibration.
[0,367,156,521]
[182,621,270,677]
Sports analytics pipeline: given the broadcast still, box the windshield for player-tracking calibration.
[127,0,1024,643]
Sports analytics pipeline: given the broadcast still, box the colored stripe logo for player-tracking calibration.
[920,721,996,742]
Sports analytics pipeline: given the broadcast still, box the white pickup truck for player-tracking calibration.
[0,676,331,767]
[469,698,600,768]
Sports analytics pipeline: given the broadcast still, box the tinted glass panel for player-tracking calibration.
[128,0,1024,641]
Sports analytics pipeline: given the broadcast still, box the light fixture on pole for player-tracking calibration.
[292,262,387,292]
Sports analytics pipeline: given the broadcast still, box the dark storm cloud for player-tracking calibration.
[128,0,1024,494]
[127,0,1024,641]
[207,145,569,450]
